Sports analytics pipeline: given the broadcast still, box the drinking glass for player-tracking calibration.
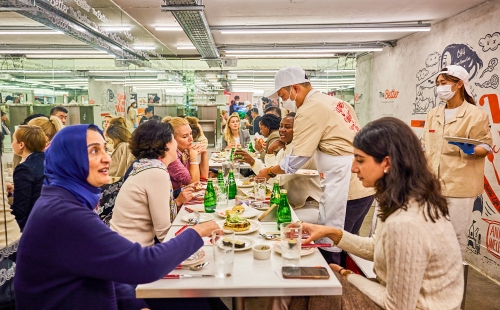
[254,177,267,202]
[231,161,241,179]
[216,182,229,210]
[280,222,302,267]
[212,229,235,278]
[221,162,231,178]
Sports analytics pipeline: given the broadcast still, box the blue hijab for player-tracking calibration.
[44,124,102,210]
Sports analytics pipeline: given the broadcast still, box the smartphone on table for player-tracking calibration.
[282,266,330,279]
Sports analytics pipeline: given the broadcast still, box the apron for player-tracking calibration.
[315,151,352,252]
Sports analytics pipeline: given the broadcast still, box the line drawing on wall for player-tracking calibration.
[479,32,500,52]
[475,74,499,89]
[480,58,498,78]
[440,43,483,80]
[100,89,116,115]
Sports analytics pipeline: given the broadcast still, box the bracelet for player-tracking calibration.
[338,268,345,275]
[341,269,353,277]
[190,162,200,165]
[333,229,343,246]
[267,167,277,178]
[189,158,198,161]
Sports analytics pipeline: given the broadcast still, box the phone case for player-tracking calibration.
[282,267,330,279]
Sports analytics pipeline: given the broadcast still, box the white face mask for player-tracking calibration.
[282,88,297,112]
[436,84,456,101]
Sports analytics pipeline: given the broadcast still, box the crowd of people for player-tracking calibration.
[0,64,486,309]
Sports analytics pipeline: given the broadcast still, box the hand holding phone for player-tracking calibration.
[282,266,330,279]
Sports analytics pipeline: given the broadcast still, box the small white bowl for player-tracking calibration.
[253,244,271,260]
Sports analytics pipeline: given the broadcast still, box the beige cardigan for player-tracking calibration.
[339,200,463,310]
[110,168,173,247]
[1,173,21,250]
[109,142,135,179]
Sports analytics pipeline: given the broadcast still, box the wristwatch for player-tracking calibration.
[267,167,277,178]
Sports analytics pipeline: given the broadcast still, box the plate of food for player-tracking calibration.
[295,169,320,176]
[181,213,214,223]
[239,187,272,199]
[182,248,206,265]
[217,236,255,252]
[217,216,261,235]
[443,136,484,145]
[273,242,316,256]
[236,178,254,188]
[216,205,259,218]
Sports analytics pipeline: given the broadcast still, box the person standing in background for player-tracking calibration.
[140,107,154,124]
[422,65,492,259]
[259,66,374,265]
[251,108,262,135]
[49,106,68,125]
[1,111,10,135]
[126,100,138,130]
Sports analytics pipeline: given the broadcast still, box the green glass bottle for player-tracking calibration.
[277,189,292,230]
[229,147,235,161]
[248,141,255,153]
[270,181,281,210]
[217,169,225,188]
[204,179,217,213]
[228,170,237,199]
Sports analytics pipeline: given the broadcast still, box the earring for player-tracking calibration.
[383,169,388,174]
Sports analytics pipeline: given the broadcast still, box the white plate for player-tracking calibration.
[443,136,483,145]
[182,249,206,265]
[236,179,254,188]
[216,219,261,235]
[216,236,255,252]
[295,169,319,176]
[273,242,316,256]
[239,187,272,199]
[181,213,214,223]
[216,206,259,218]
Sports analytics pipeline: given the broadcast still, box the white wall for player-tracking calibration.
[355,1,500,281]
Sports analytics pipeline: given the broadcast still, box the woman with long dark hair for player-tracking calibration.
[299,117,463,310]
[422,65,492,258]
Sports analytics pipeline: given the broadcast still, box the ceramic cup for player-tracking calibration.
[252,244,271,260]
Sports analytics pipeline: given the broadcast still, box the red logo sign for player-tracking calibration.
[384,89,400,99]
[483,218,500,259]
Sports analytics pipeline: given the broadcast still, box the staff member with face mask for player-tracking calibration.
[257,66,374,265]
[422,65,492,259]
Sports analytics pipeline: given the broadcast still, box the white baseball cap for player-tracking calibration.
[437,65,472,97]
[267,66,310,99]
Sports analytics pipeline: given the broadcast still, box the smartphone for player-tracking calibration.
[282,266,330,279]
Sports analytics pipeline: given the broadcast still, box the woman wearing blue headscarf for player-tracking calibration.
[14,124,220,310]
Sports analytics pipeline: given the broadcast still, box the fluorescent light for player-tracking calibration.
[26,54,115,59]
[176,45,196,50]
[155,26,183,31]
[89,70,164,74]
[219,27,430,34]
[133,45,156,50]
[225,53,339,58]
[324,69,356,73]
[0,70,72,73]
[101,26,131,32]
[0,49,105,54]
[0,30,63,35]
[228,70,278,73]
[224,48,381,54]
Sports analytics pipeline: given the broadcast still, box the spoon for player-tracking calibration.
[176,262,209,271]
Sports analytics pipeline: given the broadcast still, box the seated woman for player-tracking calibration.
[254,114,282,162]
[295,117,463,310]
[221,113,250,150]
[186,116,209,146]
[163,117,209,194]
[110,120,196,246]
[14,123,221,309]
[235,113,322,223]
[102,115,114,152]
[11,125,46,231]
[28,116,63,150]
[106,117,135,180]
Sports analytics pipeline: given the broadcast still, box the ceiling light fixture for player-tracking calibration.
[224,53,339,58]
[132,45,156,50]
[101,26,131,32]
[25,54,115,59]
[0,30,63,35]
[223,48,381,53]
[176,45,196,50]
[155,26,183,31]
[0,50,106,54]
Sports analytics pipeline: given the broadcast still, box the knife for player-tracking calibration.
[163,274,215,279]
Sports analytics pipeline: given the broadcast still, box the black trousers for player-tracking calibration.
[319,195,375,266]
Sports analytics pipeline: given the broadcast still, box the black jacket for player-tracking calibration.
[11,152,45,231]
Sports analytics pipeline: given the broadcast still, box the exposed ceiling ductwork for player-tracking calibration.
[162,0,221,67]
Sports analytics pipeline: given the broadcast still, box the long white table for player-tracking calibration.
[137,205,342,310]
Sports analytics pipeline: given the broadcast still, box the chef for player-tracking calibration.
[257,66,373,264]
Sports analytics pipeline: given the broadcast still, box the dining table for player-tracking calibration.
[208,152,252,170]
[136,203,342,310]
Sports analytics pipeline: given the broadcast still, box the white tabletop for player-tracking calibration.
[137,208,342,299]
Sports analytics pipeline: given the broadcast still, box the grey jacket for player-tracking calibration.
[221,128,250,149]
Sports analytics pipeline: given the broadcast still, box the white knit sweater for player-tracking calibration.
[338,200,463,310]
